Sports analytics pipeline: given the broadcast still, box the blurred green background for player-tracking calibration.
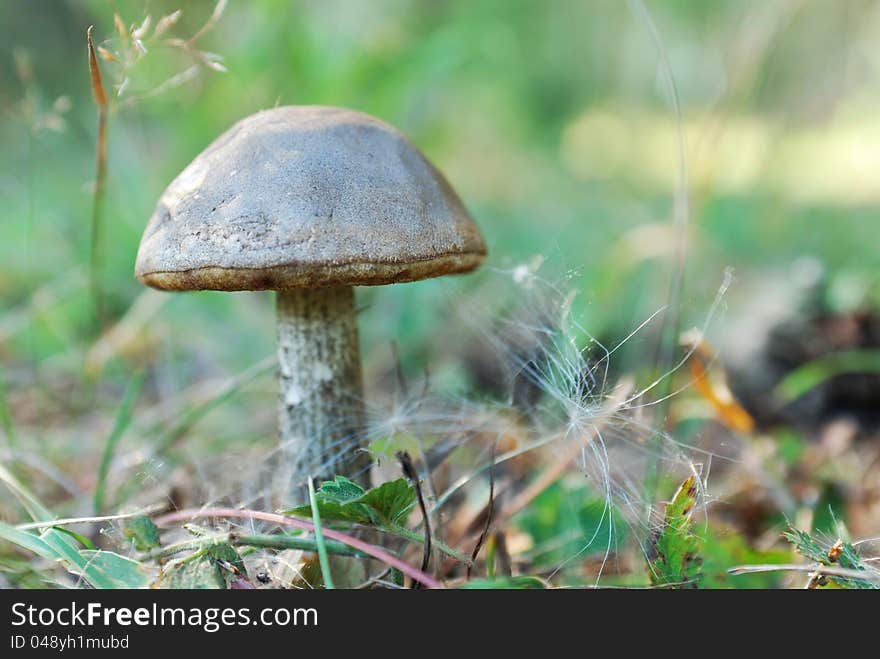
[2,0,879,465]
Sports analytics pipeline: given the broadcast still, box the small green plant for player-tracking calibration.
[157,541,247,589]
[648,475,702,588]
[288,475,471,566]
[783,524,878,590]
[0,464,151,589]
[288,476,417,527]
[121,515,161,552]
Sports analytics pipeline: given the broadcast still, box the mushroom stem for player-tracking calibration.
[276,286,371,502]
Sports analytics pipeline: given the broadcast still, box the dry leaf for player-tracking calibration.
[683,330,755,434]
[86,26,108,108]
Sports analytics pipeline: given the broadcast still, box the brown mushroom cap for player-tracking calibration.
[135,105,487,291]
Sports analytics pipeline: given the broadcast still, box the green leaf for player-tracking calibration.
[51,526,96,551]
[461,576,547,589]
[292,499,373,524]
[159,555,227,589]
[205,542,247,580]
[648,475,702,588]
[0,465,124,589]
[157,543,246,589]
[287,476,416,527]
[0,521,140,590]
[775,349,880,402]
[782,526,827,564]
[39,528,119,589]
[0,521,57,563]
[783,525,878,589]
[79,551,152,588]
[313,476,367,504]
[699,527,790,589]
[358,478,417,525]
[122,515,161,552]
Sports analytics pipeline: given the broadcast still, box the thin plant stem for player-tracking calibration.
[87,26,109,330]
[398,451,431,587]
[232,533,367,558]
[308,476,334,589]
[154,507,443,589]
[728,564,880,585]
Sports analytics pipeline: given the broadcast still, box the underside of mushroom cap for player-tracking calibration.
[135,105,487,291]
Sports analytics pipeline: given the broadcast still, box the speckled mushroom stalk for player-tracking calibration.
[276,286,370,491]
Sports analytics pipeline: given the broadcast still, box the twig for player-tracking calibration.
[398,451,431,588]
[15,505,166,531]
[468,445,495,579]
[154,507,442,589]
[728,563,880,585]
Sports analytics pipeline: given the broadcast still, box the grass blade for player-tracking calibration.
[776,349,880,402]
[0,521,57,562]
[308,476,334,589]
[94,372,145,513]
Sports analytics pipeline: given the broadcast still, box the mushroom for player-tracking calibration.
[135,106,486,502]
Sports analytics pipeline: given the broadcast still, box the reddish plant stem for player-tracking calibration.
[154,507,442,589]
